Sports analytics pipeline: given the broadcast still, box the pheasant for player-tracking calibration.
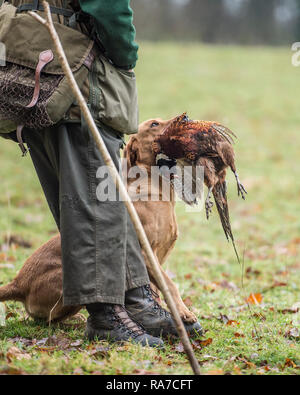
[152,113,247,249]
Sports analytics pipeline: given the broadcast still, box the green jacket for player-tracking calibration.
[79,0,138,70]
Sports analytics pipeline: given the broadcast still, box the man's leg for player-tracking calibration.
[26,122,149,305]
[24,123,163,347]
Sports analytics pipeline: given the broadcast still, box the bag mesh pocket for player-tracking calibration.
[0,62,63,129]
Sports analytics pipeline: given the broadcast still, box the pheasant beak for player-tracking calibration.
[182,114,190,122]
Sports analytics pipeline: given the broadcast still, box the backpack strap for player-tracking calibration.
[16,2,74,17]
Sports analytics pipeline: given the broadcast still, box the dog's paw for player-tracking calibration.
[180,309,198,324]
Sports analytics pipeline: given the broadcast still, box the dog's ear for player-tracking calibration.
[124,136,138,169]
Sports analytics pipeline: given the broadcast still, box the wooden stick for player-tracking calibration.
[29,1,201,375]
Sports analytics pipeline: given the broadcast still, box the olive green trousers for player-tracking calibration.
[23,121,149,306]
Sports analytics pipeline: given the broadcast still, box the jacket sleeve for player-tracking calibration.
[79,0,139,70]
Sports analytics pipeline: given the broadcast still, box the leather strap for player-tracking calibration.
[26,49,54,109]
[83,47,95,70]
[32,0,39,11]
[17,3,74,17]
[16,125,28,157]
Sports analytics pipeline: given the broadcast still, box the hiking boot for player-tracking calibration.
[125,285,203,338]
[85,303,164,347]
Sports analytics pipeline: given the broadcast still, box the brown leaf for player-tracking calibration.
[285,327,300,339]
[270,281,287,289]
[183,297,193,307]
[243,361,256,369]
[284,358,297,368]
[253,312,266,321]
[204,282,219,292]
[234,332,245,338]
[6,347,31,362]
[233,365,242,375]
[206,369,224,375]
[280,308,299,314]
[226,320,239,326]
[45,335,70,349]
[279,302,300,314]
[89,346,110,358]
[198,338,213,348]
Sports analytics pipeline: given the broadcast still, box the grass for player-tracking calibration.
[0,42,300,375]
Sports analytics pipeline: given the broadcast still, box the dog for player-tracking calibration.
[0,118,197,323]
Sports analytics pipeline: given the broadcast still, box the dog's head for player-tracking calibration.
[124,118,173,170]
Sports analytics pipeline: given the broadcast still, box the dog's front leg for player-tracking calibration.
[144,252,198,324]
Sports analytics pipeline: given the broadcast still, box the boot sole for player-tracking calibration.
[84,327,164,348]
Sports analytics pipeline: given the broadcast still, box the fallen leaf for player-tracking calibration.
[6,347,31,362]
[270,281,287,288]
[234,332,245,338]
[206,369,224,375]
[247,293,263,305]
[285,328,300,339]
[243,361,256,369]
[44,335,70,349]
[226,320,239,326]
[89,346,110,358]
[198,338,213,348]
[183,297,193,307]
[253,312,266,321]
[246,267,261,277]
[284,358,297,368]
[279,302,300,314]
[204,282,219,292]
[279,307,299,314]
[233,365,242,375]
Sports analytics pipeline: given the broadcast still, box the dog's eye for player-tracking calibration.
[151,122,159,128]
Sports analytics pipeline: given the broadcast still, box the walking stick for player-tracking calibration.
[29,1,201,375]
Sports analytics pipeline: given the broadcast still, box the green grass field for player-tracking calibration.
[0,42,300,375]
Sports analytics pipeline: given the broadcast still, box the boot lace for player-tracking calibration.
[112,305,145,338]
[144,285,171,319]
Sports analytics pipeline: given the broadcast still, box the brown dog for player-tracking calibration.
[0,118,197,323]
